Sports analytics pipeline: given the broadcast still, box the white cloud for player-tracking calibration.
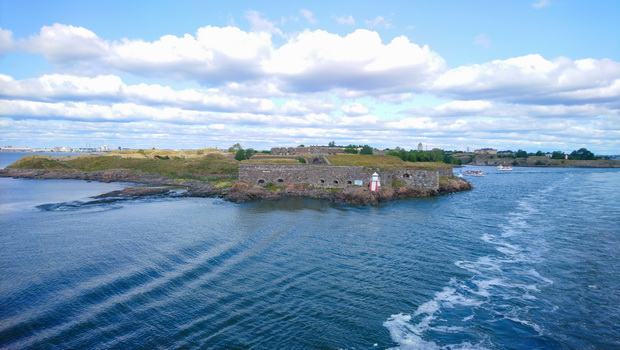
[244,10,283,36]
[473,34,491,49]
[20,23,108,62]
[263,29,446,94]
[299,9,317,24]
[280,100,334,115]
[434,54,620,105]
[11,24,448,95]
[387,117,438,130]
[335,15,355,25]
[3,22,620,153]
[341,103,370,116]
[0,74,276,114]
[107,26,273,85]
[0,28,14,55]
[532,0,551,9]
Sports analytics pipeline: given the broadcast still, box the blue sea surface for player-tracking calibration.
[1,157,619,349]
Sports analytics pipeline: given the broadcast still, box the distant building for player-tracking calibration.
[0,145,33,152]
[417,143,424,151]
[474,148,497,155]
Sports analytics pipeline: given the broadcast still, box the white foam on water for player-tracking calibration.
[384,313,441,350]
[502,316,545,336]
[384,312,489,350]
[384,181,561,349]
[462,314,475,322]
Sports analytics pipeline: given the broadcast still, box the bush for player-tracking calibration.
[235,149,247,161]
[360,145,373,155]
[344,145,359,154]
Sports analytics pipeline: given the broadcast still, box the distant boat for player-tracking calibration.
[464,170,486,177]
[497,165,513,171]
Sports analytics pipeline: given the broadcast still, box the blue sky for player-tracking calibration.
[1,0,619,153]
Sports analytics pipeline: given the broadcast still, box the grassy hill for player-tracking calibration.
[326,154,453,171]
[7,151,455,180]
[242,153,454,171]
[8,152,239,176]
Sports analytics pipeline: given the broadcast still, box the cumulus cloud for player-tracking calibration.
[16,23,445,95]
[107,26,273,85]
[434,54,620,105]
[0,74,276,114]
[263,29,446,94]
[3,21,620,152]
[0,28,14,55]
[402,99,617,120]
[20,23,108,62]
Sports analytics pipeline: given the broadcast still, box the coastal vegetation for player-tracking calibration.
[8,152,239,176]
[385,148,463,165]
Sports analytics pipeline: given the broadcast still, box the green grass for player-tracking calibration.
[7,155,74,170]
[327,154,452,171]
[9,153,239,175]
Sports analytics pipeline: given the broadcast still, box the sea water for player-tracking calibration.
[1,156,619,349]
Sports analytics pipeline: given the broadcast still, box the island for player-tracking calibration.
[0,148,472,205]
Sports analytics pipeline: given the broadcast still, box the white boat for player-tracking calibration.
[497,165,513,171]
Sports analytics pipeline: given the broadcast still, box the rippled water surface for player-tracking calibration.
[1,165,619,349]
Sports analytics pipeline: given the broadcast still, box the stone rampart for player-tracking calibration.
[239,164,443,189]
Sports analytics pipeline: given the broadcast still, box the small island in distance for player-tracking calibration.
[1,144,617,205]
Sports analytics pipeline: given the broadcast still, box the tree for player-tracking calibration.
[359,145,373,155]
[328,141,336,147]
[344,145,359,154]
[535,150,545,156]
[569,148,596,160]
[515,149,528,158]
[245,148,257,159]
[551,151,565,159]
[228,143,242,152]
[234,149,247,161]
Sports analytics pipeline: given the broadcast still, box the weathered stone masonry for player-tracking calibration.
[239,164,452,189]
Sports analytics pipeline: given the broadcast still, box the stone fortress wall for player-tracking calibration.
[239,164,453,189]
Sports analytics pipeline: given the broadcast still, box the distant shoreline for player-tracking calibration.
[468,157,620,168]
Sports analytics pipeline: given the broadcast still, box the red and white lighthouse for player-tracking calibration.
[369,172,381,192]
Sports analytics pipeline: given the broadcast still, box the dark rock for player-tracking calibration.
[95,187,170,198]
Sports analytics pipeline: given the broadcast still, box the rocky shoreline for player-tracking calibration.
[0,168,473,205]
